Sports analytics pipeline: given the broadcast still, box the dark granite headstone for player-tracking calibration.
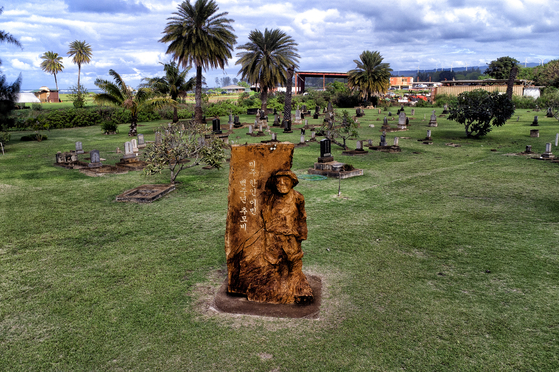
[212,118,222,134]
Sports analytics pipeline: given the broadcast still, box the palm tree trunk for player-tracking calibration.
[129,113,138,136]
[54,73,59,92]
[260,86,268,112]
[173,106,179,123]
[77,64,81,94]
[283,65,294,121]
[195,64,203,123]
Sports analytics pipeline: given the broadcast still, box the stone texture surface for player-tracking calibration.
[225,143,314,305]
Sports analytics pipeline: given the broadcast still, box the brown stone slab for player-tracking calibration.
[214,275,321,319]
[116,184,175,203]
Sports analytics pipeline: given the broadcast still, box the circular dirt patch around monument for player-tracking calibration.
[214,275,322,319]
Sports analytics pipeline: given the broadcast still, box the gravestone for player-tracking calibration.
[310,131,316,141]
[319,138,333,162]
[75,141,84,154]
[356,140,363,151]
[131,139,138,153]
[427,130,432,140]
[428,111,438,127]
[228,113,234,125]
[300,134,305,144]
[123,141,136,159]
[283,120,293,133]
[137,134,146,148]
[530,129,539,138]
[398,112,407,129]
[531,116,539,126]
[88,149,102,168]
[526,145,532,153]
[411,109,415,116]
[224,143,314,304]
[300,128,306,135]
[271,133,277,141]
[247,125,253,135]
[394,137,399,146]
[380,133,387,146]
[155,132,162,145]
[547,107,553,118]
[541,143,554,159]
[294,108,302,124]
[442,104,449,114]
[234,115,242,128]
[273,114,280,126]
[212,118,222,134]
[388,111,392,116]
[556,133,559,147]
[302,104,307,113]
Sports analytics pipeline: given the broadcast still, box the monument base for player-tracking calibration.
[341,149,368,156]
[367,145,402,153]
[213,275,322,319]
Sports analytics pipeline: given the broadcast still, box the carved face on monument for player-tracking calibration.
[275,176,293,194]
[273,170,299,195]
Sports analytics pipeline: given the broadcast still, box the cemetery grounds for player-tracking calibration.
[0,107,558,371]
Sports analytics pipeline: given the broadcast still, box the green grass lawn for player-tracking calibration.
[1,107,559,371]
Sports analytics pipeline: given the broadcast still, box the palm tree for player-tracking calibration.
[141,61,195,123]
[236,28,299,112]
[67,40,92,94]
[94,70,174,136]
[40,52,64,91]
[347,50,393,101]
[159,0,236,123]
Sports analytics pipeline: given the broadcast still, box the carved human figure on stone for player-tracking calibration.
[247,170,313,304]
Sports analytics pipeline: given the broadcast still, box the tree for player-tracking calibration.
[484,56,519,80]
[448,89,515,138]
[141,61,195,123]
[143,121,225,183]
[347,50,392,101]
[40,51,64,92]
[67,40,93,95]
[220,76,231,87]
[232,77,238,85]
[0,6,22,139]
[236,28,300,112]
[318,109,359,150]
[160,0,236,123]
[533,59,559,88]
[94,69,173,136]
[237,80,249,88]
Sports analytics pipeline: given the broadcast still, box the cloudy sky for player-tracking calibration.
[2,0,558,91]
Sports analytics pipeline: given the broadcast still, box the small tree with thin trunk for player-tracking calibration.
[318,110,359,150]
[143,121,225,184]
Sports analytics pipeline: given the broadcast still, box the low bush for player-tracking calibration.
[434,93,457,107]
[101,121,119,133]
[512,95,537,109]
[20,133,48,141]
[31,103,43,111]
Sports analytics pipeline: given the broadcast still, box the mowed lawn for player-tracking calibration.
[1,107,558,371]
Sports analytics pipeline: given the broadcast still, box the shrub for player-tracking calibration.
[512,95,537,109]
[20,133,48,141]
[0,131,10,144]
[31,103,43,111]
[414,99,433,108]
[434,94,458,107]
[101,121,119,133]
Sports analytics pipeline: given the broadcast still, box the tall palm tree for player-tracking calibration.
[67,40,92,94]
[347,50,393,101]
[236,28,299,112]
[141,61,195,123]
[159,0,236,123]
[40,51,64,91]
[94,69,174,136]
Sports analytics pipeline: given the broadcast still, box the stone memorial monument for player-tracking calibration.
[155,132,162,145]
[75,141,84,154]
[283,120,293,133]
[398,112,407,130]
[224,143,313,304]
[88,149,102,168]
[212,118,222,134]
[137,134,146,149]
[428,111,438,127]
[233,115,242,128]
[131,139,138,153]
[123,141,136,159]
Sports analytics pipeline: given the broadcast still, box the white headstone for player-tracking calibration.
[248,125,253,134]
[137,134,145,148]
[131,139,138,153]
[271,133,277,141]
[427,130,432,138]
[394,137,399,146]
[75,141,83,154]
[300,134,305,144]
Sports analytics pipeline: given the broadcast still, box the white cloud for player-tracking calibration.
[11,59,34,70]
